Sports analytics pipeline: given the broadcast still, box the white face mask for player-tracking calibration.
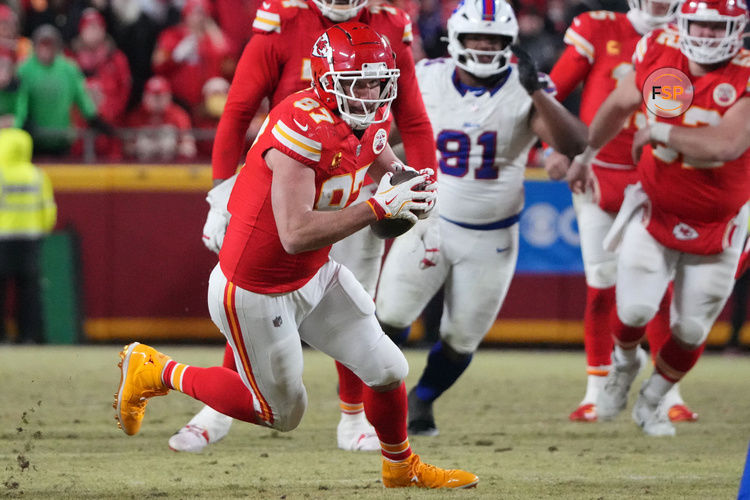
[312,0,367,21]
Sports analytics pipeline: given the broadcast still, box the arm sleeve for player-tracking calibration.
[13,78,28,129]
[39,170,56,232]
[211,33,281,180]
[549,45,592,103]
[151,30,180,76]
[390,43,437,173]
[109,52,132,120]
[72,65,98,120]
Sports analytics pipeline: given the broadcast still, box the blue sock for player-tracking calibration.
[414,341,472,403]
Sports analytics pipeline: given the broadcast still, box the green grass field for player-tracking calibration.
[1,345,749,499]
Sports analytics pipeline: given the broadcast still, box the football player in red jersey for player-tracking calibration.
[114,23,479,489]
[567,0,750,436]
[188,0,437,453]
[546,0,699,424]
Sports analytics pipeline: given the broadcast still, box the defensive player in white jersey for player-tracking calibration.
[375,0,588,436]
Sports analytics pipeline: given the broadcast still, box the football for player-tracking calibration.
[370,170,426,239]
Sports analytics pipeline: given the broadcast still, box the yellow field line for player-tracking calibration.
[41,164,213,191]
[39,164,551,192]
[85,317,743,346]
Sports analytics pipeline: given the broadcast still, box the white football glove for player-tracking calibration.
[414,216,440,269]
[416,168,436,219]
[367,172,436,224]
[390,163,437,220]
[202,175,237,254]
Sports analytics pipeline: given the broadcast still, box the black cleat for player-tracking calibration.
[407,388,439,436]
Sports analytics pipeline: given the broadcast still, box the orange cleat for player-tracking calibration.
[113,342,171,436]
[382,454,478,489]
[569,403,597,422]
[668,404,698,422]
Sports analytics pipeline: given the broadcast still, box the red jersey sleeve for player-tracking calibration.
[211,33,282,179]
[549,45,592,102]
[267,107,322,168]
[633,29,663,90]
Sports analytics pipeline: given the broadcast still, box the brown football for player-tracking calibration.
[370,170,425,239]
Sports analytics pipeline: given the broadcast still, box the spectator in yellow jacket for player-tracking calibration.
[0,128,56,343]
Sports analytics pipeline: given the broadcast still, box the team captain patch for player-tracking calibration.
[372,128,387,154]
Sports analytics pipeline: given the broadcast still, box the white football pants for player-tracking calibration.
[207,261,407,432]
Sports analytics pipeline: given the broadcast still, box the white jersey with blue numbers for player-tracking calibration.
[416,57,538,225]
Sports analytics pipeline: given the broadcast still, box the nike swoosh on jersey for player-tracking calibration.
[496,247,509,253]
[293,119,309,131]
[262,1,271,8]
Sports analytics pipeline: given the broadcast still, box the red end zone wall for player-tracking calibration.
[45,164,743,346]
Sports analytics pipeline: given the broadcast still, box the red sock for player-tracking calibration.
[336,361,365,414]
[655,336,705,382]
[646,285,672,362]
[163,361,258,424]
[584,286,616,367]
[612,314,646,349]
[222,342,237,371]
[363,382,411,461]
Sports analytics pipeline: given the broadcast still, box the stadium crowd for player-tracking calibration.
[0,0,625,163]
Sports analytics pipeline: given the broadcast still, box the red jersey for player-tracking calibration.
[220,89,393,293]
[212,0,435,180]
[550,10,643,212]
[634,27,750,254]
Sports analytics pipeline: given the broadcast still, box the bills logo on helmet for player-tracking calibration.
[313,34,331,58]
[372,128,388,154]
[713,83,738,106]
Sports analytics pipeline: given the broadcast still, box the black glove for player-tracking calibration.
[87,115,115,136]
[511,44,545,95]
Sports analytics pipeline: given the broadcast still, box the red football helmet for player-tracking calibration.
[311,22,399,129]
[678,0,748,64]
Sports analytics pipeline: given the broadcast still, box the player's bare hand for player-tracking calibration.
[565,158,593,195]
[544,151,570,181]
[632,126,651,165]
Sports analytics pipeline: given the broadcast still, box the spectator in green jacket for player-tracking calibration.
[0,128,56,343]
[15,24,109,156]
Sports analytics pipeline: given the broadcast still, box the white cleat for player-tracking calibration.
[336,413,380,452]
[632,383,676,437]
[168,406,233,453]
[596,346,647,421]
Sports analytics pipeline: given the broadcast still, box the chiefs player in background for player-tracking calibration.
[545,0,699,424]
[567,0,750,436]
[115,23,479,489]
[175,0,437,453]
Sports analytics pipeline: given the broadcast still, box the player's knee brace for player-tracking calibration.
[585,259,617,289]
[619,303,657,328]
[672,317,708,347]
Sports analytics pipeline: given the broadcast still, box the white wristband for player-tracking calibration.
[573,146,599,166]
[650,123,673,144]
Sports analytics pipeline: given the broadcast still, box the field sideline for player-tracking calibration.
[1,345,749,499]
